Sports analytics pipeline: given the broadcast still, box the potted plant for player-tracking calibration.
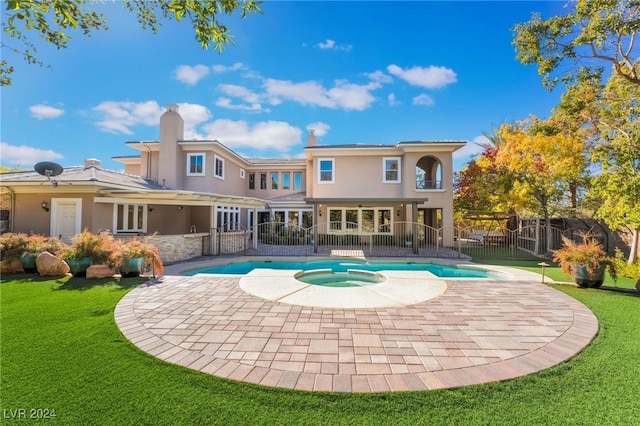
[552,234,616,288]
[114,237,163,277]
[0,232,29,273]
[61,229,115,277]
[21,234,64,273]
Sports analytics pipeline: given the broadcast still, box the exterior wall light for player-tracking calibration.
[41,201,49,212]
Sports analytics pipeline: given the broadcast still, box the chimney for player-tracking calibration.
[158,103,184,189]
[84,158,101,168]
[306,129,317,147]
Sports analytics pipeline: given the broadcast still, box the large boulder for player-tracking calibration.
[0,258,25,274]
[86,264,115,279]
[36,252,70,276]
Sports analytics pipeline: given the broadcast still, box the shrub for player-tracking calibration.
[0,232,29,261]
[60,229,117,266]
[23,234,65,257]
[113,237,163,275]
[612,248,640,280]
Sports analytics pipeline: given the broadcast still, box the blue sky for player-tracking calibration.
[1,1,566,173]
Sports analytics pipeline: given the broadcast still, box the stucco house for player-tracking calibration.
[0,104,465,261]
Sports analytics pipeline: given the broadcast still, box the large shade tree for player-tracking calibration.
[513,0,640,262]
[1,0,263,85]
[479,119,587,255]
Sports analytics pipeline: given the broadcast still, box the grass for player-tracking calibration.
[469,257,639,290]
[1,269,639,425]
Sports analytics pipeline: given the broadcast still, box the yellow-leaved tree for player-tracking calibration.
[480,118,587,254]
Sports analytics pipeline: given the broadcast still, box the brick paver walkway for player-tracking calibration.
[115,274,598,393]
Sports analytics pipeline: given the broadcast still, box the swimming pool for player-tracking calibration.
[183,259,501,279]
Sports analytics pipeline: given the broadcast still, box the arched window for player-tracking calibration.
[415,156,442,190]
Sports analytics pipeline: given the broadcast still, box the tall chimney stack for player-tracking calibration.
[306,129,317,147]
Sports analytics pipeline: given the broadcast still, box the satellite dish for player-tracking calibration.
[34,161,63,178]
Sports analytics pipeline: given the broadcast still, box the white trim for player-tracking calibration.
[186,153,206,176]
[383,157,401,183]
[318,158,335,184]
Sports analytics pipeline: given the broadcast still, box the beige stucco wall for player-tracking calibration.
[310,155,405,199]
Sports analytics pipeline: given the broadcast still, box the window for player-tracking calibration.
[248,173,255,190]
[287,211,299,228]
[362,210,375,233]
[383,157,401,183]
[378,209,391,232]
[345,209,358,232]
[294,172,302,190]
[187,153,205,176]
[318,158,335,183]
[116,204,146,233]
[240,169,245,179]
[214,155,224,179]
[271,172,278,189]
[260,173,267,190]
[329,209,342,231]
[325,207,392,234]
[282,172,291,190]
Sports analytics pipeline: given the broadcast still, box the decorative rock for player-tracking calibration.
[36,251,70,276]
[86,264,115,279]
[0,258,25,274]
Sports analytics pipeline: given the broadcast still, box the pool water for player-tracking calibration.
[295,269,385,288]
[296,272,382,288]
[183,259,499,279]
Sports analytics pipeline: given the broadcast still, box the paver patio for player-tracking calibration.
[114,266,598,393]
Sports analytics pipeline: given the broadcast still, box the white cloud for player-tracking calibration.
[216,84,268,111]
[174,65,210,85]
[366,70,393,84]
[202,119,302,152]
[92,100,164,134]
[215,97,266,112]
[387,64,457,89]
[452,135,488,160]
[212,62,244,73]
[318,39,336,49]
[0,142,63,165]
[177,102,212,139]
[388,93,400,106]
[264,78,379,111]
[306,122,330,137]
[413,94,435,106]
[316,39,352,52]
[29,104,64,120]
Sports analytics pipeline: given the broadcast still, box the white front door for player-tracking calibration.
[51,198,82,242]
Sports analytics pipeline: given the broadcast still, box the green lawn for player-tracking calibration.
[1,271,639,425]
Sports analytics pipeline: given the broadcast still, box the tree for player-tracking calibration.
[454,130,518,217]
[512,0,639,90]
[589,70,640,262]
[487,119,587,254]
[1,0,263,86]
[513,0,640,262]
